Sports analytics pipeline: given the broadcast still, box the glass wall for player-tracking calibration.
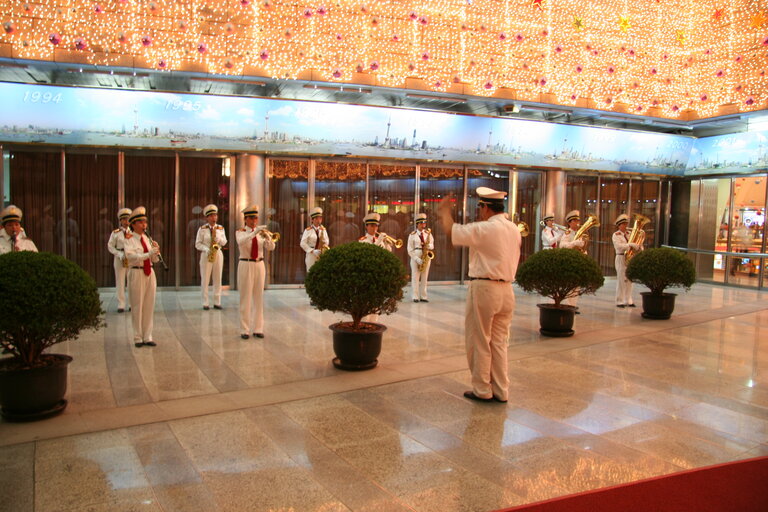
[368,163,416,269]
[515,171,543,264]
[596,177,630,276]
[65,152,119,287]
[315,160,366,246]
[565,174,599,257]
[7,149,62,255]
[267,159,309,285]
[179,156,230,287]
[728,176,765,287]
[420,166,465,280]
[124,155,176,287]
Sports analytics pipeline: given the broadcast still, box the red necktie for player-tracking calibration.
[624,233,629,242]
[314,228,320,249]
[140,236,151,276]
[419,232,424,247]
[250,232,259,259]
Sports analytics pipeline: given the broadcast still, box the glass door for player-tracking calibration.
[419,165,465,281]
[267,159,309,285]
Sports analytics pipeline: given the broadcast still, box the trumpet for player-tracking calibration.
[383,234,403,249]
[516,221,530,237]
[256,226,281,243]
[145,230,169,271]
[539,220,568,231]
[320,244,330,254]
[418,249,434,273]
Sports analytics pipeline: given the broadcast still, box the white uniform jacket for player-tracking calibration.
[451,214,521,281]
[300,225,330,258]
[195,224,228,258]
[107,227,131,262]
[0,230,38,254]
[541,226,564,249]
[407,229,434,262]
[359,232,393,252]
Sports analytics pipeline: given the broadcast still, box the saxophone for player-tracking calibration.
[417,229,434,272]
[121,228,131,268]
[208,225,220,263]
[625,213,650,262]
[572,214,600,254]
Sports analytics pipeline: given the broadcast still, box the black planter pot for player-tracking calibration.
[330,322,385,371]
[0,354,72,422]
[537,304,577,337]
[640,292,677,319]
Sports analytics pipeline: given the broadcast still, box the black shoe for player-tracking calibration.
[310,301,316,307]
[134,342,144,348]
[575,311,581,315]
[143,341,156,347]
[241,334,250,340]
[628,303,636,307]
[492,395,508,403]
[254,333,265,339]
[463,391,493,402]
[616,304,626,308]
[420,299,429,302]
[117,308,124,313]
[213,305,222,310]
[203,306,210,311]
[413,299,419,303]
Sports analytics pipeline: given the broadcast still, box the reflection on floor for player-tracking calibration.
[1,281,767,512]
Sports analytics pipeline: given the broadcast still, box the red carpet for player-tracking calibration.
[498,456,768,512]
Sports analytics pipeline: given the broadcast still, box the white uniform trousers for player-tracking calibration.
[113,256,129,310]
[128,268,156,343]
[409,256,431,300]
[614,254,634,306]
[200,251,224,307]
[305,251,320,271]
[465,280,515,401]
[238,259,266,335]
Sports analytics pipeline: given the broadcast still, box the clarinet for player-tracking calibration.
[144,230,169,271]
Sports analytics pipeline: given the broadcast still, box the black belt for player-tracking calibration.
[239,258,264,262]
[130,266,151,269]
[469,277,510,283]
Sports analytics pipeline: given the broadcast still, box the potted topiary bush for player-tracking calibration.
[625,247,696,319]
[305,242,408,370]
[515,248,605,337]
[0,251,104,421]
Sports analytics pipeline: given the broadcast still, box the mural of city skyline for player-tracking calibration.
[1,82,763,176]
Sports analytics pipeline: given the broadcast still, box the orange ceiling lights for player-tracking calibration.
[1,0,767,119]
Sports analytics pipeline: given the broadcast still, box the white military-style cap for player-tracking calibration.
[310,207,323,219]
[129,206,147,224]
[363,212,381,225]
[117,207,132,220]
[415,213,427,224]
[615,213,629,226]
[543,212,555,221]
[477,186,507,206]
[242,205,259,218]
[1,205,22,225]
[565,210,581,222]
[204,204,218,217]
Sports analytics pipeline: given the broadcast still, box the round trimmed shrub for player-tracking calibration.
[516,248,605,306]
[0,251,105,367]
[626,247,696,296]
[305,242,408,329]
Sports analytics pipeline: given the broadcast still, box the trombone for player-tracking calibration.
[383,234,403,249]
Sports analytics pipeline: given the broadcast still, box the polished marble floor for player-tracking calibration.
[1,281,767,511]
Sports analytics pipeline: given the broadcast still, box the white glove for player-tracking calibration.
[576,239,586,248]
[313,249,321,257]
[629,243,641,250]
[415,257,423,265]
[118,252,125,261]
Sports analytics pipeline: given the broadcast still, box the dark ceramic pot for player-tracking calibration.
[0,354,72,422]
[537,304,577,337]
[330,322,385,371]
[640,292,677,319]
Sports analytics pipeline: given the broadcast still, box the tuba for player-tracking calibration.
[625,213,650,261]
[516,221,530,237]
[383,234,403,249]
[418,250,434,273]
[572,214,600,253]
[320,244,330,255]
[208,225,220,263]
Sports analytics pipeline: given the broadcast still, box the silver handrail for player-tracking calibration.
[662,245,768,259]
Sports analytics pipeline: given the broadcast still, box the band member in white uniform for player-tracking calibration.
[558,210,586,312]
[407,213,434,302]
[0,205,38,254]
[612,213,643,308]
[107,208,132,312]
[300,206,329,271]
[237,205,275,340]
[358,212,393,251]
[195,204,227,311]
[439,187,521,404]
[541,212,563,250]
[124,206,160,348]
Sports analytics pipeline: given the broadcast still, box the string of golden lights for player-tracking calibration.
[1,0,766,119]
